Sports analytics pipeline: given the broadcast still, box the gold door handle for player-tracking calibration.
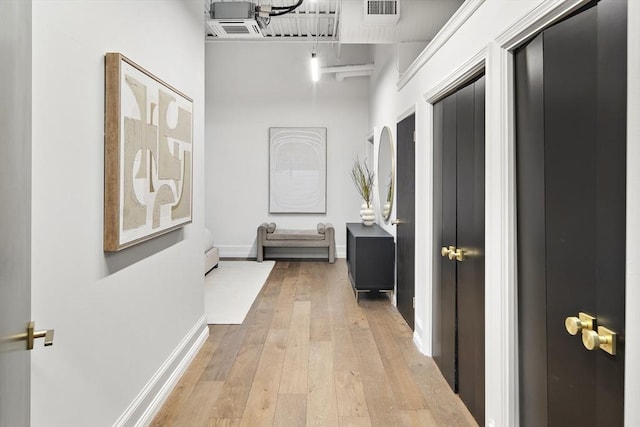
[391,219,402,225]
[6,321,55,350]
[451,248,464,262]
[582,326,617,355]
[565,312,595,335]
[441,246,455,257]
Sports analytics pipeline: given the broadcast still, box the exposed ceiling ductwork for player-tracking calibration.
[205,0,463,44]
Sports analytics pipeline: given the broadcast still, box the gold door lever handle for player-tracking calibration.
[6,321,55,350]
[565,312,595,335]
[582,326,616,355]
[391,219,402,225]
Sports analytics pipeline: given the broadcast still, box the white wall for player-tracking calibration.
[369,44,400,238]
[31,1,206,426]
[369,0,640,426]
[205,43,371,258]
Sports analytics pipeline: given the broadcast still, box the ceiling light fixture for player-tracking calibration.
[310,52,320,82]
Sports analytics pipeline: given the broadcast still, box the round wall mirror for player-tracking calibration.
[377,126,395,222]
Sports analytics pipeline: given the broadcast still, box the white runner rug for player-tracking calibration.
[204,260,276,324]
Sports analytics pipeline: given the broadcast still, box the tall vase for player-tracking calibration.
[360,202,375,226]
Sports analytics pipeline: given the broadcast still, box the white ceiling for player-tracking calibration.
[205,0,464,43]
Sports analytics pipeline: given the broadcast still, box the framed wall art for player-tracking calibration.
[269,127,327,214]
[104,53,193,251]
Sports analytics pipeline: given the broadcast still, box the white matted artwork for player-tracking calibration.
[269,127,327,213]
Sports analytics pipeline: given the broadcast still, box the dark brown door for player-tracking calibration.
[433,75,485,426]
[515,1,626,426]
[396,114,416,329]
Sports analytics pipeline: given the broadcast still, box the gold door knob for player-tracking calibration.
[565,312,595,335]
[582,326,617,355]
[452,248,464,262]
[441,246,455,257]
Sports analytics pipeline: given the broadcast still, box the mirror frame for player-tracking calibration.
[377,126,395,223]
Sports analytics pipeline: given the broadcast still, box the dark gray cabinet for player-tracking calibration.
[345,223,395,301]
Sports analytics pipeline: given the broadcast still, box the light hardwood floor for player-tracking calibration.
[152,260,477,427]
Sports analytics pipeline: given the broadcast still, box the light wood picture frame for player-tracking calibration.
[104,53,193,251]
[269,127,327,214]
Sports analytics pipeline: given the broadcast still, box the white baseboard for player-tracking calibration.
[113,315,209,427]
[219,245,346,259]
[413,329,424,355]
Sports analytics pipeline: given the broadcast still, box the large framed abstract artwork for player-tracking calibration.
[269,127,327,214]
[104,53,193,251]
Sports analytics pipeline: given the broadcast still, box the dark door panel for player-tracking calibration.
[435,97,457,391]
[515,32,548,427]
[455,81,476,414]
[516,1,626,426]
[433,75,485,425]
[397,114,416,330]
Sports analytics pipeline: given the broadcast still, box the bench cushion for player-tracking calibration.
[266,230,325,241]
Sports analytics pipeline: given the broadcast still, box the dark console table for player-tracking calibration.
[345,222,395,302]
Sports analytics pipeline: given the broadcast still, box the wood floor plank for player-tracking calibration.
[202,324,250,381]
[270,265,300,330]
[351,328,402,426]
[209,419,240,427]
[339,416,372,427]
[329,294,369,418]
[399,409,439,426]
[344,294,371,330]
[172,380,224,426]
[309,264,332,342]
[273,394,307,427]
[279,300,311,394]
[395,337,476,426]
[239,329,288,426]
[208,343,264,419]
[367,304,428,410]
[307,341,339,426]
[334,370,369,418]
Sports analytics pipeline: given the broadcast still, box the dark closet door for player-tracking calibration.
[515,1,626,426]
[456,78,485,425]
[434,96,458,391]
[433,75,485,426]
[396,114,416,329]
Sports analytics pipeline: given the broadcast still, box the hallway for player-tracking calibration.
[152,260,476,426]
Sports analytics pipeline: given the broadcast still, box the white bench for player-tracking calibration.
[257,222,335,263]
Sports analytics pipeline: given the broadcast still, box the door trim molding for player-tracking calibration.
[398,0,486,90]
[397,105,416,123]
[495,0,591,49]
[626,1,640,424]
[424,48,487,104]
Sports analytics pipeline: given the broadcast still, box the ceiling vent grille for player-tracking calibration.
[206,20,264,38]
[364,0,399,24]
[367,1,397,15]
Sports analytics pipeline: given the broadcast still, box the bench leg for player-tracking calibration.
[257,245,264,262]
[328,245,335,264]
